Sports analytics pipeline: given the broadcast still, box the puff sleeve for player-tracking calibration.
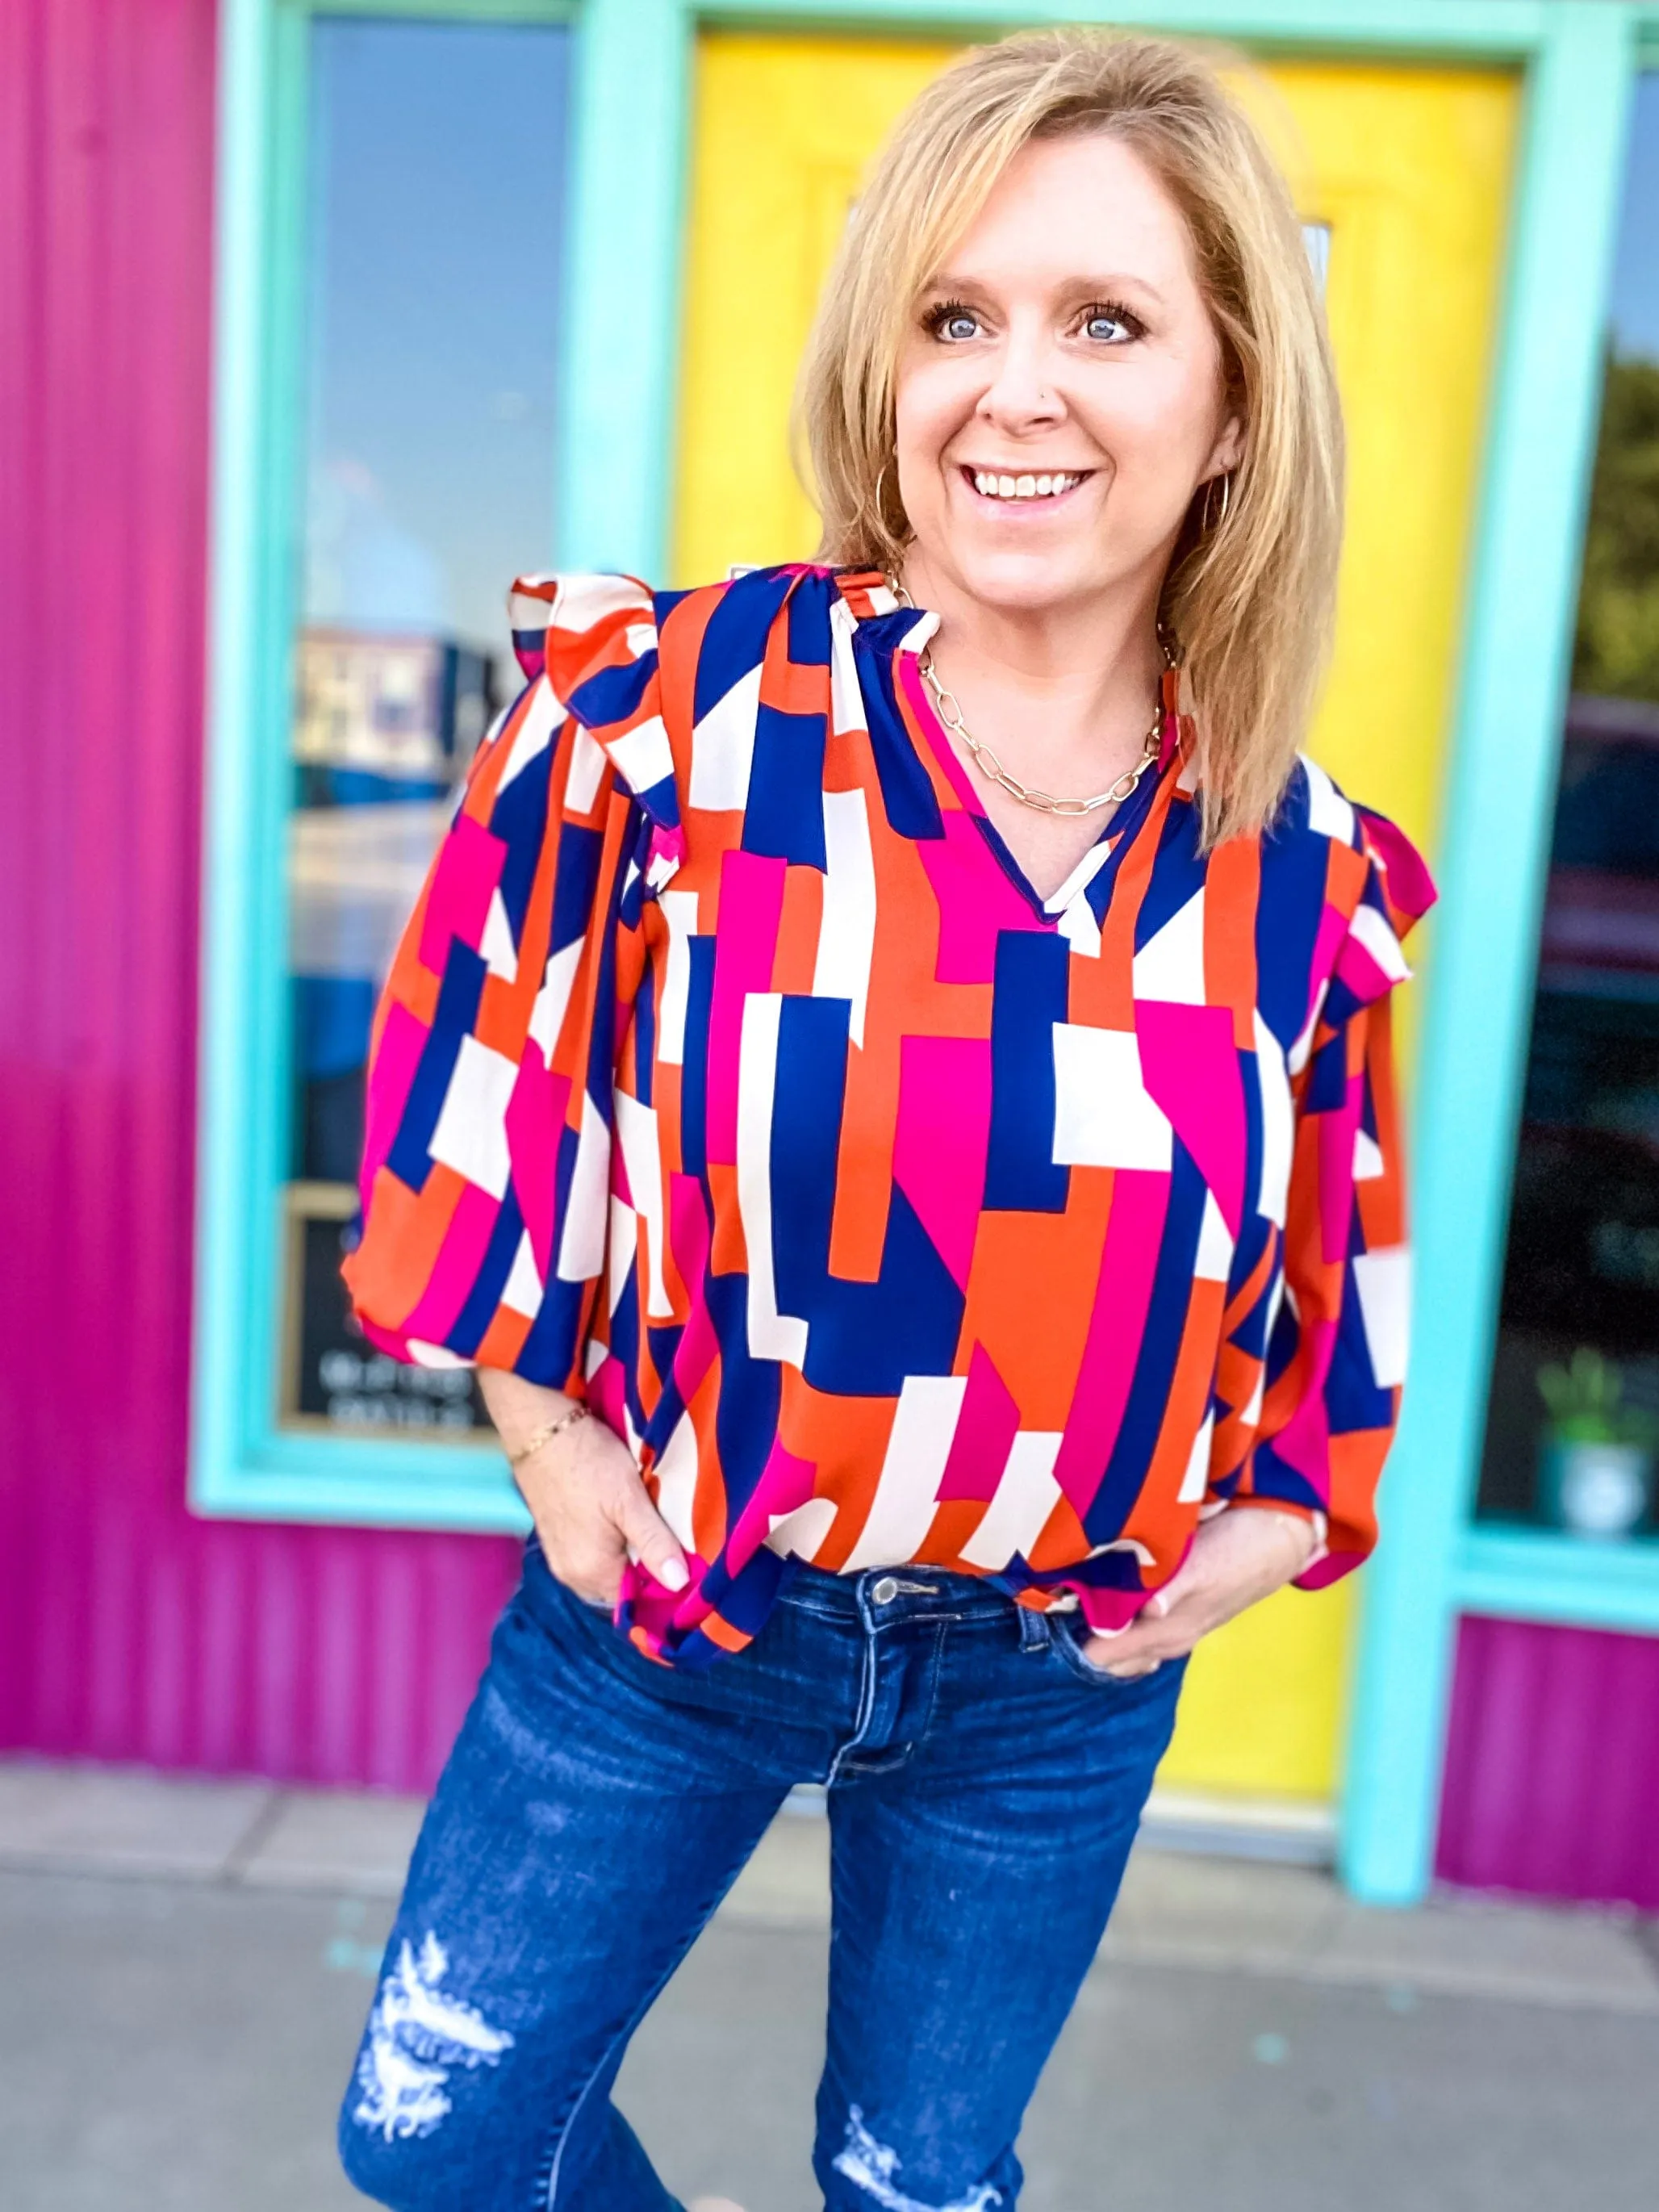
[1218,803,1437,1586]
[341,573,682,1390]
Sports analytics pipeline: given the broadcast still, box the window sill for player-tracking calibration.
[190,1426,527,1533]
[1455,1521,1659,1634]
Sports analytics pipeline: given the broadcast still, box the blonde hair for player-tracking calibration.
[797,28,1343,847]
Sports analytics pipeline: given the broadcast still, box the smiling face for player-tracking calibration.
[893,130,1243,621]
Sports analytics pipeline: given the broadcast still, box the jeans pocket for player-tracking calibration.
[561,1574,616,1616]
[1050,1614,1162,1691]
[520,1537,616,1629]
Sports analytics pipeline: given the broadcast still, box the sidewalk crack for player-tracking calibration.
[221,1790,288,1884]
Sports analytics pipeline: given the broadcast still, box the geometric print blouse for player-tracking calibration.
[344,562,1435,1668]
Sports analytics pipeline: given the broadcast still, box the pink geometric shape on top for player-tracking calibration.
[1262,1321,1335,1495]
[508,1060,568,1282]
[399,1180,501,1344]
[704,849,786,1165]
[892,1033,994,1287]
[621,1555,716,1654]
[1054,1168,1170,1515]
[937,1344,1022,1503]
[1310,899,1348,1005]
[587,1350,629,1440]
[361,1001,429,1194]
[667,1172,720,1407]
[1137,1000,1247,1237]
[1358,806,1437,926]
[1334,922,1408,1012]
[1076,1583,1157,1635]
[725,1435,818,1575]
[647,823,687,884]
[418,813,507,973]
[917,813,1048,983]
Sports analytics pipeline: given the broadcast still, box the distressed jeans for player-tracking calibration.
[338,1538,1185,2212]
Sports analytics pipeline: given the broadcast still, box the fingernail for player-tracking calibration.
[658,1557,689,1592]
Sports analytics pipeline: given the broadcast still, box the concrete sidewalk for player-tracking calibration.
[5,1758,1658,2210]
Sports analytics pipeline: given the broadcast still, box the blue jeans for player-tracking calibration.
[339,1541,1185,2211]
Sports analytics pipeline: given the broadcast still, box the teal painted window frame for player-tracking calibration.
[196,0,1659,1891]
[195,0,581,1537]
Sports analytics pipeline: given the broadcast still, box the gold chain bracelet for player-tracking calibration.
[505,1402,590,1468]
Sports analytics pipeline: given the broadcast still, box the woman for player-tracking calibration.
[338,28,1431,2212]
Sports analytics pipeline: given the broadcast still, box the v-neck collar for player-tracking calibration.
[874,600,1173,926]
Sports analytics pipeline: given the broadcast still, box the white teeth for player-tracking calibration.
[971,469,1080,500]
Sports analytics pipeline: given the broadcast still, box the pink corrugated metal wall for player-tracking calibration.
[1437,1614,1659,1911]
[6,3,1657,1917]
[0,0,517,1792]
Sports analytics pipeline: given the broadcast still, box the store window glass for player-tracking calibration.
[1478,78,1659,1541]
[282,15,570,1436]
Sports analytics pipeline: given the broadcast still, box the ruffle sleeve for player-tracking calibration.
[1215,784,1437,1586]
[341,572,675,1388]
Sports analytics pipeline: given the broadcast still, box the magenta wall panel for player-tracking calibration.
[0,0,518,1794]
[1436,1612,1659,1911]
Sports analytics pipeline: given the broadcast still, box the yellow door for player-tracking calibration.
[674,32,1518,1812]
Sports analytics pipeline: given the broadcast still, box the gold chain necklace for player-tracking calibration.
[917,647,1164,818]
[888,579,1168,818]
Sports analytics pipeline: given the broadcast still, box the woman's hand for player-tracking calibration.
[1083,1507,1318,1679]
[477,1370,687,1610]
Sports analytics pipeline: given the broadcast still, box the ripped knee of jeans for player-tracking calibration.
[832,2105,1005,2212]
[349,1931,515,2145]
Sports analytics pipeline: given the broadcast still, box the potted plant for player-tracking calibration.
[1536,1347,1658,1539]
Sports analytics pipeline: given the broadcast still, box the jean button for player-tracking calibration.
[871,1575,900,1604]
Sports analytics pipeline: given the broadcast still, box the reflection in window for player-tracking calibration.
[1478,80,1659,1540]
[282,17,569,1434]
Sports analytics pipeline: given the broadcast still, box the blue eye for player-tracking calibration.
[926,300,980,343]
[1082,302,1143,344]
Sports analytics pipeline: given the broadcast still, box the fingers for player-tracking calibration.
[1075,1509,1324,1678]
[611,1472,690,1592]
[1082,1587,1207,1675]
[1082,1622,1172,1676]
[1143,1546,1209,1618]
[512,1420,690,1605]
[537,1514,626,1610]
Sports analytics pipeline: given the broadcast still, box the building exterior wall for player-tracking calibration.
[0,0,514,1795]
[1437,1615,1659,1911]
[2,0,1657,1904]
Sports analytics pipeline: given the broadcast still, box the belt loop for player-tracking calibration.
[854,1568,879,1635]
[1018,1602,1051,1653]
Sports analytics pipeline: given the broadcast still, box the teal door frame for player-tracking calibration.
[1337,5,1644,1903]
[197,0,1659,1898]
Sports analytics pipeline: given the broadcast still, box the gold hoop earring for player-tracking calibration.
[1206,471,1232,530]
[875,460,908,546]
